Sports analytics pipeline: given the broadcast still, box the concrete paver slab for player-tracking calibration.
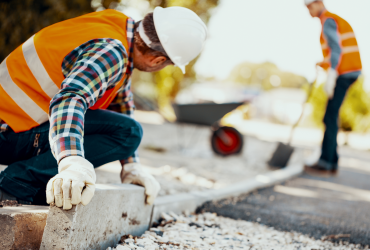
[40,184,153,250]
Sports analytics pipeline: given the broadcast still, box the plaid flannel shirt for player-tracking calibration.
[1,18,139,164]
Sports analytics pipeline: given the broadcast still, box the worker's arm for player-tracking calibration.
[46,39,128,209]
[322,18,340,98]
[323,18,341,71]
[48,36,159,207]
[49,39,128,163]
[108,83,160,204]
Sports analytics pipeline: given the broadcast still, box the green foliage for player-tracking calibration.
[154,65,184,121]
[339,76,370,132]
[228,62,308,90]
[0,0,94,61]
[306,76,370,132]
[146,0,218,23]
[306,82,327,129]
[133,0,219,119]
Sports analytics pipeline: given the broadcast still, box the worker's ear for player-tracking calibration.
[149,56,168,67]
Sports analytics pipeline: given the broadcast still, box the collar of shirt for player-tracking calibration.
[319,8,327,22]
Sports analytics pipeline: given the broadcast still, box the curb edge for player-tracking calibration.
[150,164,303,225]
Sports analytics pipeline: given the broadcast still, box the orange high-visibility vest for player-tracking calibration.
[0,10,130,133]
[319,10,362,75]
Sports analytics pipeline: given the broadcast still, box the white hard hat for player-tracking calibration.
[153,6,208,74]
[304,0,322,5]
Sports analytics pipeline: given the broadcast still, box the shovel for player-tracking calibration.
[267,77,317,168]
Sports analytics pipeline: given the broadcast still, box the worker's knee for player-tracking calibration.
[128,118,143,149]
[115,115,143,149]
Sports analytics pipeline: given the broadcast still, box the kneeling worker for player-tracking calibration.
[0,7,207,209]
[304,0,362,175]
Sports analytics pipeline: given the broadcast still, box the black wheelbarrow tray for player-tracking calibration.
[173,102,245,156]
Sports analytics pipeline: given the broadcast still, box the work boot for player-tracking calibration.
[331,164,339,176]
[304,163,337,177]
[0,188,31,205]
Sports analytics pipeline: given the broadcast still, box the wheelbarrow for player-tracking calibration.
[172,102,244,156]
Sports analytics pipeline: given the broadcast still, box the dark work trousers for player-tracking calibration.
[319,75,358,170]
[0,109,142,204]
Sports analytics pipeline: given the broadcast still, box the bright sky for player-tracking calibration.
[194,0,370,83]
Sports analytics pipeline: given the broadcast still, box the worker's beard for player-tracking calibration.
[134,60,151,72]
[133,40,171,72]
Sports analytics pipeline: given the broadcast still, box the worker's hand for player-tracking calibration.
[316,61,329,70]
[46,156,96,210]
[324,68,338,99]
[121,163,160,205]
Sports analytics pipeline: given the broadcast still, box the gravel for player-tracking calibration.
[108,212,367,250]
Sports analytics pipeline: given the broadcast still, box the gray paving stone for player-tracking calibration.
[40,184,153,250]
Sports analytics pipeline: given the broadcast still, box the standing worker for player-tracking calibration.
[304,0,362,176]
[0,7,207,209]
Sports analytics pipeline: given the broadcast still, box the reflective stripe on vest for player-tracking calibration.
[22,35,60,98]
[0,10,130,133]
[342,46,360,54]
[0,58,49,124]
[340,32,355,41]
[319,10,362,75]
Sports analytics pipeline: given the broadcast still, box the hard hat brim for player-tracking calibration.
[178,64,186,74]
[154,7,185,74]
[153,6,206,75]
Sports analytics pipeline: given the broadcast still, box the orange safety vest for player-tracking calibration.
[319,10,362,75]
[0,10,130,133]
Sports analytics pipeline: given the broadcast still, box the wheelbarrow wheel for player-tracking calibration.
[211,126,244,156]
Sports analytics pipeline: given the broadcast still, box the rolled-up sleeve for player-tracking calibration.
[323,18,341,70]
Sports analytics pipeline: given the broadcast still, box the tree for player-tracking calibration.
[0,0,93,61]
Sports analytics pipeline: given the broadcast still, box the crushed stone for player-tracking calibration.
[109,212,368,250]
[0,200,22,207]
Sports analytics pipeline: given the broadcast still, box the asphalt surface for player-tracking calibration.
[198,149,370,246]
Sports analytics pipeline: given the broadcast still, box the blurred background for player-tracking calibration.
[1,0,370,191]
[1,0,369,135]
[2,2,370,243]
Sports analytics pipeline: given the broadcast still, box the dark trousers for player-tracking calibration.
[319,76,358,169]
[0,109,142,204]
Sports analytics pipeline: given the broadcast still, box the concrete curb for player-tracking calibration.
[40,184,152,250]
[151,164,303,224]
[0,164,302,249]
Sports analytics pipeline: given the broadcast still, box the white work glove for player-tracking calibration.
[121,163,160,205]
[46,156,96,210]
[324,68,338,99]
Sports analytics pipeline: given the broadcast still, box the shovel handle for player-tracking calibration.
[287,68,319,145]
